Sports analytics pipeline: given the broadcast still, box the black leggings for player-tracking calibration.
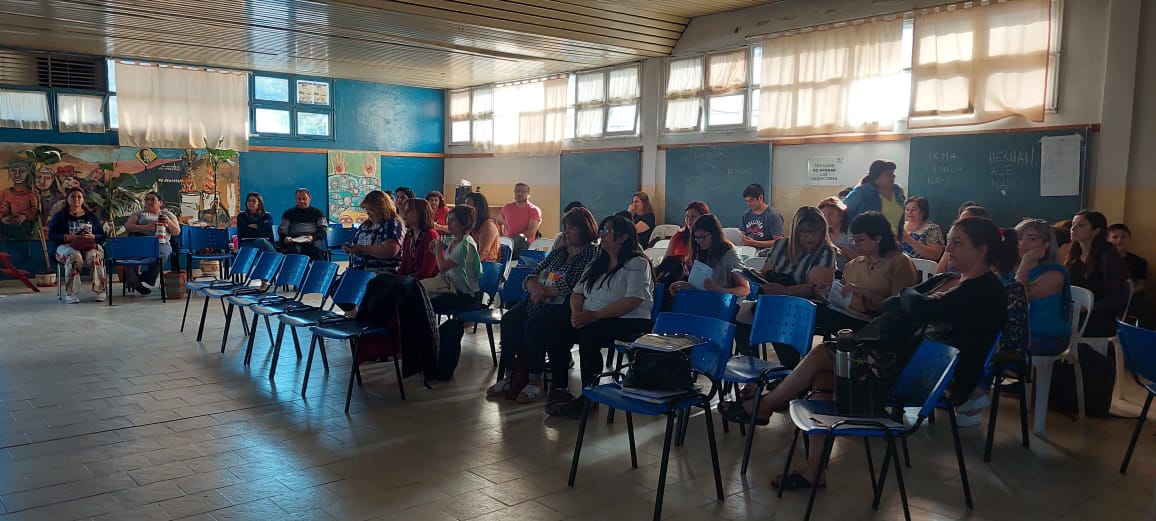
[551,318,651,390]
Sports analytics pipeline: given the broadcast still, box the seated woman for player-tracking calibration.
[236,192,276,252]
[629,191,656,247]
[48,188,107,303]
[668,214,750,300]
[486,207,600,404]
[426,190,450,234]
[426,205,483,313]
[663,201,710,264]
[398,198,440,280]
[1065,210,1130,339]
[814,211,918,335]
[546,215,654,419]
[900,196,945,261]
[122,191,181,295]
[342,191,403,273]
[1015,219,1073,356]
[818,196,854,271]
[733,206,838,362]
[719,216,1008,490]
[464,192,501,263]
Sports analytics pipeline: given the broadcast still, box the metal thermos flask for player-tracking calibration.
[834,329,856,414]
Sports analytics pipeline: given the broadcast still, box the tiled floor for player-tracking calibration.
[1,283,1154,520]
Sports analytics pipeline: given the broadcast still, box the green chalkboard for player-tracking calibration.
[907,128,1090,227]
[665,143,771,228]
[560,150,640,223]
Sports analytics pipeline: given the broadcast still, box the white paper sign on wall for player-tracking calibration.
[807,156,843,186]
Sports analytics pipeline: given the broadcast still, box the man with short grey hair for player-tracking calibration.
[278,188,327,260]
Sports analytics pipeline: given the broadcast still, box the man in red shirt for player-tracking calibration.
[496,182,542,240]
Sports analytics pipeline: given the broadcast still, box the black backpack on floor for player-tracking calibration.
[1048,343,1116,417]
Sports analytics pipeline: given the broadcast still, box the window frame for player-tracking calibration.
[54,89,108,133]
[572,64,641,139]
[0,86,54,130]
[449,88,472,144]
[662,46,758,134]
[249,72,335,141]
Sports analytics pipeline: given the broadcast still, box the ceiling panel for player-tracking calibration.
[0,0,771,89]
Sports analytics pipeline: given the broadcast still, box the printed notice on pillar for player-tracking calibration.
[807,156,843,186]
[1039,134,1081,197]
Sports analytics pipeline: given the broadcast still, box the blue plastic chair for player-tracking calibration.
[218,254,310,354]
[246,261,339,377]
[276,269,375,393]
[517,249,546,267]
[179,246,259,332]
[568,312,730,521]
[779,339,960,521]
[309,315,395,411]
[103,237,164,306]
[326,226,356,261]
[195,252,284,344]
[1116,320,1156,474]
[184,227,234,280]
[457,266,532,369]
[498,243,512,272]
[670,289,739,322]
[724,295,817,473]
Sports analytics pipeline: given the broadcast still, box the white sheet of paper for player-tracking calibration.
[688,260,712,290]
[827,279,853,311]
[1040,134,1082,197]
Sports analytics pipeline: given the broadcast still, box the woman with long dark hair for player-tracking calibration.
[668,214,750,298]
[900,195,945,261]
[663,201,710,264]
[48,188,107,303]
[628,191,656,247]
[236,192,276,252]
[464,191,500,262]
[546,215,654,419]
[1065,210,1130,338]
[342,191,403,273]
[426,190,450,232]
[819,196,854,270]
[398,198,440,280]
[842,160,906,231]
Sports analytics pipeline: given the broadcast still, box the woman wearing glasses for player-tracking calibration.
[122,191,181,295]
[667,214,750,299]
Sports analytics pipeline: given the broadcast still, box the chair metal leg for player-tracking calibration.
[803,434,836,521]
[290,326,303,359]
[626,412,638,468]
[890,437,912,521]
[180,290,193,332]
[238,308,249,337]
[393,355,406,400]
[702,404,725,501]
[901,437,911,467]
[219,303,235,354]
[344,340,358,413]
[1018,374,1031,448]
[778,428,801,498]
[263,316,275,344]
[985,382,1003,463]
[195,296,211,341]
[947,407,974,509]
[486,324,497,367]
[318,333,330,372]
[158,261,166,303]
[652,413,677,521]
[675,408,690,447]
[244,311,260,365]
[1121,394,1153,474]
[872,438,895,510]
[269,322,286,379]
[864,438,877,493]
[301,335,318,396]
[740,383,764,474]
[567,399,593,487]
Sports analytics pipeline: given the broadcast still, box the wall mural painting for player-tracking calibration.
[327,150,380,228]
[0,144,240,241]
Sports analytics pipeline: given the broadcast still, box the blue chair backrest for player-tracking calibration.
[500,267,532,302]
[650,283,666,319]
[518,249,547,267]
[891,339,961,420]
[332,269,377,307]
[178,225,194,251]
[274,254,310,287]
[671,289,739,322]
[749,295,817,357]
[1117,320,1156,383]
[298,261,339,300]
[498,244,512,267]
[327,226,356,249]
[187,227,231,252]
[479,261,503,299]
[230,247,260,278]
[976,333,1004,390]
[740,271,762,301]
[247,252,285,284]
[227,225,237,239]
[653,312,736,382]
[105,236,159,260]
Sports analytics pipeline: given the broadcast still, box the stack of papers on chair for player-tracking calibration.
[628,333,706,352]
[618,384,701,404]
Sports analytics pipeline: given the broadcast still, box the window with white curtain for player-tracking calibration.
[664,56,704,131]
[117,62,250,150]
[909,0,1051,128]
[757,16,905,137]
[56,93,105,133]
[0,89,52,130]
[492,77,568,156]
[449,90,471,143]
[573,65,640,138]
[472,86,493,146]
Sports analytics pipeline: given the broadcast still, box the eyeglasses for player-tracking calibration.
[849,236,874,244]
[693,234,710,242]
[796,228,822,237]
[599,228,614,235]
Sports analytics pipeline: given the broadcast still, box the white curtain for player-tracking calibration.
[909,0,1050,128]
[57,94,105,133]
[607,67,639,102]
[758,17,904,137]
[0,89,51,130]
[665,57,704,130]
[707,50,748,95]
[116,62,250,150]
[493,77,567,156]
[449,90,471,122]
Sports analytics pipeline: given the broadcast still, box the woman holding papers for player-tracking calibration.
[814,211,917,335]
[546,215,654,419]
[668,214,750,299]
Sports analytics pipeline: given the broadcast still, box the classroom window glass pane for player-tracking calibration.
[707,94,744,127]
[473,119,493,143]
[296,80,330,105]
[606,104,637,134]
[297,112,330,136]
[108,95,118,129]
[749,89,759,127]
[255,108,291,133]
[451,120,471,143]
[665,98,701,130]
[575,108,603,138]
[254,76,289,102]
[751,46,762,86]
[106,59,117,93]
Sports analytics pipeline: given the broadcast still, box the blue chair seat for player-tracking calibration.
[251,300,305,316]
[279,308,341,328]
[202,286,253,299]
[788,400,906,437]
[724,355,789,383]
[455,308,503,325]
[115,258,156,266]
[583,384,704,417]
[227,293,288,308]
[311,319,390,341]
[187,279,240,292]
[191,252,233,261]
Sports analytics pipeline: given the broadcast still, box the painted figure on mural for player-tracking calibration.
[0,160,39,240]
[34,166,64,226]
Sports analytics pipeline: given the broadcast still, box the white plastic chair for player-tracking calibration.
[1028,286,1092,434]
[499,236,514,250]
[529,238,555,251]
[911,258,939,283]
[651,224,680,243]
[735,246,758,261]
[644,248,665,266]
[722,227,744,245]
[652,239,671,251]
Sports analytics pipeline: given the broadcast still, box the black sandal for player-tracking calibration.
[718,401,770,426]
[772,471,827,491]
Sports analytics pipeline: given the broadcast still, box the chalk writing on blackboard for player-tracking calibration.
[927,150,961,187]
[988,146,1035,195]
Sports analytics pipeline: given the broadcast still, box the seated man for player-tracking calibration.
[1108,223,1150,326]
[278,188,327,260]
[497,182,542,240]
[122,191,181,295]
[740,183,785,251]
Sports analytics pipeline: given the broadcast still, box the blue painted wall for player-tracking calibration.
[380,156,444,199]
[239,151,328,224]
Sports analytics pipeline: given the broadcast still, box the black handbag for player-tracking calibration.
[621,348,694,392]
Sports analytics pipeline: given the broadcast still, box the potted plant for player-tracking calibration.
[197,138,238,228]
[86,164,151,237]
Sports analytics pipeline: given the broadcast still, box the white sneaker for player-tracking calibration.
[957,393,990,415]
[954,410,984,427]
[63,295,80,304]
[93,292,106,302]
